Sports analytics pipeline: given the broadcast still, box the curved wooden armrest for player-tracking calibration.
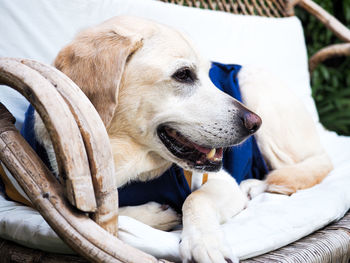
[0,104,161,262]
[18,59,119,234]
[0,58,165,263]
[0,58,97,213]
[309,43,350,72]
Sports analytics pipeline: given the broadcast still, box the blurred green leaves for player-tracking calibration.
[296,0,350,135]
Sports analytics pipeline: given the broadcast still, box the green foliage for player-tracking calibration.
[296,0,350,135]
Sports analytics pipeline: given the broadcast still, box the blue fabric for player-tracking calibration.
[118,165,190,213]
[210,62,269,184]
[20,105,53,171]
[19,62,268,213]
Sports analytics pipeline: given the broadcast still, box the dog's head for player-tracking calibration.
[55,16,261,174]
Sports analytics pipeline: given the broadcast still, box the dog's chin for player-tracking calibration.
[157,125,224,172]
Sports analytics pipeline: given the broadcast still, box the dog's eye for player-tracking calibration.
[172,68,196,83]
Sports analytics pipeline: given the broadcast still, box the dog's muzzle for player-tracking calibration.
[157,99,262,172]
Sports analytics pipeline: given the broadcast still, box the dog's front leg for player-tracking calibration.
[180,170,247,263]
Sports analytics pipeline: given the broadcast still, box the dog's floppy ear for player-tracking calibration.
[54,25,143,128]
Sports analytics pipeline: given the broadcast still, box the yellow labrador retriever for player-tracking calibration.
[34,16,333,263]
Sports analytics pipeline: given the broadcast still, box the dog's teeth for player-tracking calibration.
[207,148,216,159]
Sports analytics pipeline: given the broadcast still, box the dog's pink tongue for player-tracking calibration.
[192,144,211,154]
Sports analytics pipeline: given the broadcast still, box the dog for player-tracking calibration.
[33,16,333,263]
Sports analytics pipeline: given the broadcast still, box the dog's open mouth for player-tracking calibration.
[157,126,223,172]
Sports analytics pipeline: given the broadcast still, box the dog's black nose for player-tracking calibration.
[240,112,262,134]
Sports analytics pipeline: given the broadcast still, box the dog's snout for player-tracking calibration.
[240,112,261,134]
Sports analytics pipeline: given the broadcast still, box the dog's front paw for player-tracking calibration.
[180,228,238,263]
[240,179,267,200]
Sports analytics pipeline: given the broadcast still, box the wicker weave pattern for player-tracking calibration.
[242,209,350,263]
[159,0,289,17]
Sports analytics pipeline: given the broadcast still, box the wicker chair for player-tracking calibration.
[0,0,349,262]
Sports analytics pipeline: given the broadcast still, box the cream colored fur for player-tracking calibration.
[33,16,332,263]
[238,67,333,196]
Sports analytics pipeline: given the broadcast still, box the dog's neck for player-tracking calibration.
[109,135,172,187]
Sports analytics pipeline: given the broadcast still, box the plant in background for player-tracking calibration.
[296,0,350,135]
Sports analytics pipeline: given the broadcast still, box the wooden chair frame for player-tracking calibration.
[0,0,349,262]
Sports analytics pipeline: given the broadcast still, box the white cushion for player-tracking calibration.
[1,0,349,261]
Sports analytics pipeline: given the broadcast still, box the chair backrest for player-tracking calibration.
[159,0,293,17]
